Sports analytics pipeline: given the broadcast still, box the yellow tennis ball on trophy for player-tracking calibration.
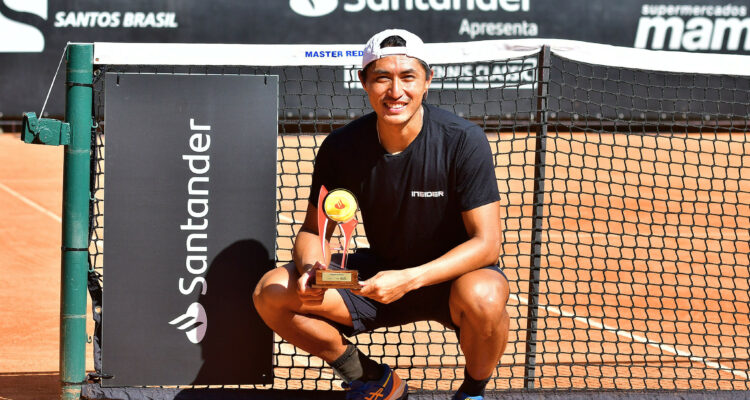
[323,189,358,223]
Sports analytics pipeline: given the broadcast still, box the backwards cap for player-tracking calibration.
[362,29,429,69]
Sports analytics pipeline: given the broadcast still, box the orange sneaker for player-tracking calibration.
[343,364,407,400]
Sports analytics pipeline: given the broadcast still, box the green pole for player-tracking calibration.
[60,43,93,400]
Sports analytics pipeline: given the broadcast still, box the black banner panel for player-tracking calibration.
[101,74,277,386]
[1,0,749,119]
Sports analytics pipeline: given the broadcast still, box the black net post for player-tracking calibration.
[523,45,550,389]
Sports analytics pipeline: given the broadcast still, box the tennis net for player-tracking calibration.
[85,40,749,395]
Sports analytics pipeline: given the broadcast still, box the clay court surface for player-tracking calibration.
[0,133,94,399]
[1,129,749,397]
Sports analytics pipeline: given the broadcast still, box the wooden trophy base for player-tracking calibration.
[312,269,361,289]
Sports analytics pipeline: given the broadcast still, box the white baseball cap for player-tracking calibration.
[362,29,429,69]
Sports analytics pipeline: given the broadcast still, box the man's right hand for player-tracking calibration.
[297,261,327,305]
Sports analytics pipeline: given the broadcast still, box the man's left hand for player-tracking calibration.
[355,269,418,304]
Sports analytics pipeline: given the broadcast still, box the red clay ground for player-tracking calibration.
[1,130,746,397]
[0,133,94,400]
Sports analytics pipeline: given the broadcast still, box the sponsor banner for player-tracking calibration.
[102,73,276,386]
[2,0,748,118]
[344,58,538,89]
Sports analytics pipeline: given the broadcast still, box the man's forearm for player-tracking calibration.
[406,234,499,290]
[293,228,331,275]
[404,201,502,289]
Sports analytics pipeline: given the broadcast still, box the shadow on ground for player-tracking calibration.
[0,372,58,400]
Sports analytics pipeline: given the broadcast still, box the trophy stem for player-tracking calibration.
[339,219,358,270]
[317,186,329,261]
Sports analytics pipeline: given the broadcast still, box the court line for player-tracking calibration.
[510,293,749,380]
[0,181,62,223]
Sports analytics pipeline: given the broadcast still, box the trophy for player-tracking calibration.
[312,185,361,289]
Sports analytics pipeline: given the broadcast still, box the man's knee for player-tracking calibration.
[253,263,297,315]
[451,271,509,333]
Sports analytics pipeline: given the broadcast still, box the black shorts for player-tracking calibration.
[329,250,508,337]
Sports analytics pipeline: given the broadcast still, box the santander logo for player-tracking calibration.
[289,0,338,17]
[169,302,207,344]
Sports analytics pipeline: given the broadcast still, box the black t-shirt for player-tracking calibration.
[310,104,499,269]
